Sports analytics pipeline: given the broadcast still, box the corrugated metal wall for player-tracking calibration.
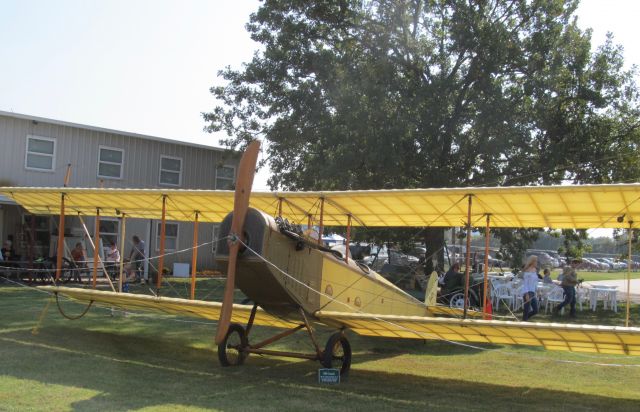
[0,114,238,270]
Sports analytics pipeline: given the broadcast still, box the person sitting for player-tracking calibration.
[105,242,120,278]
[69,242,87,283]
[1,240,15,261]
[542,268,553,284]
[70,242,86,264]
[441,262,463,296]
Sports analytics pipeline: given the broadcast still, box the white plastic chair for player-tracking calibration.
[575,287,589,311]
[493,284,514,311]
[545,287,565,314]
[509,284,524,310]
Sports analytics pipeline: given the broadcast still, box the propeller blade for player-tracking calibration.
[215,140,260,344]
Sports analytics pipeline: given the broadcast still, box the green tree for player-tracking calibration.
[205,0,640,269]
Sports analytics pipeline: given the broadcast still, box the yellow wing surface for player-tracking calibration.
[40,286,298,329]
[43,287,640,356]
[3,183,640,229]
[315,311,640,355]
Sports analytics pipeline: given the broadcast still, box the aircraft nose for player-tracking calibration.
[215,207,269,258]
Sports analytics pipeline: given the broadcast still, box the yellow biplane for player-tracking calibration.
[2,141,640,376]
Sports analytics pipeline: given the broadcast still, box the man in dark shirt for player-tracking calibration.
[441,262,463,295]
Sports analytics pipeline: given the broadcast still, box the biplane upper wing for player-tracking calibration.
[315,310,640,355]
[3,183,640,228]
[40,286,299,329]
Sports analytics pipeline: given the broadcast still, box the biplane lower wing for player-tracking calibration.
[315,311,640,356]
[42,286,640,356]
[39,286,299,329]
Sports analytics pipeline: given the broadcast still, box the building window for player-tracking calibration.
[156,222,178,251]
[25,135,56,171]
[98,146,124,179]
[215,165,235,189]
[99,219,120,248]
[159,155,182,186]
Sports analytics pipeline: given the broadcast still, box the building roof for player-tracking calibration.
[0,110,227,152]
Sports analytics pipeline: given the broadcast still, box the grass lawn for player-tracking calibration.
[571,271,640,282]
[1,280,640,411]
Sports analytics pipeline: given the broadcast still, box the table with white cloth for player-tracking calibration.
[588,285,618,312]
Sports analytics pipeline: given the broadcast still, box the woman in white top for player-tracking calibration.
[521,255,539,321]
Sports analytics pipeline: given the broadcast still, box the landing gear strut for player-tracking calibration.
[216,305,352,375]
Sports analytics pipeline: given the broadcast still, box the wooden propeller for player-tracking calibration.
[215,140,261,345]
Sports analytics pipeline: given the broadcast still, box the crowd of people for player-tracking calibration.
[438,255,582,322]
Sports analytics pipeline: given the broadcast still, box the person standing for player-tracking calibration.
[128,235,146,283]
[554,260,579,317]
[522,255,539,321]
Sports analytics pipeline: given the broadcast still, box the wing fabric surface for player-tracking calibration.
[4,183,640,229]
[40,286,298,329]
[315,311,640,355]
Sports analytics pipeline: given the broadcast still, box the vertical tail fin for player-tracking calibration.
[424,271,439,307]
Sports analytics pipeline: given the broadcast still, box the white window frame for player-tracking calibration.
[159,155,183,186]
[215,165,236,189]
[25,135,56,172]
[99,218,121,249]
[156,222,179,252]
[97,145,124,180]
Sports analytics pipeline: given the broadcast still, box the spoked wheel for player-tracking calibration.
[321,332,352,376]
[217,323,249,367]
[449,291,480,311]
[449,292,466,309]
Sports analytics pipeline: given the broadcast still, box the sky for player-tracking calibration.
[1,0,639,195]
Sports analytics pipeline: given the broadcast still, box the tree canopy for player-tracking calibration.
[204,0,640,268]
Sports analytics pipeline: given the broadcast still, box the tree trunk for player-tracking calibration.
[424,227,445,275]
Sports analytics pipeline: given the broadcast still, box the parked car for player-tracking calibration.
[525,252,557,269]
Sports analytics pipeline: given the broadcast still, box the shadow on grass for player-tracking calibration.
[2,284,640,411]
[1,323,639,412]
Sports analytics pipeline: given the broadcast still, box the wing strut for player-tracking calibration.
[463,194,473,319]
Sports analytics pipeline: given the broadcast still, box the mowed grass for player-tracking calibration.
[571,271,640,282]
[1,281,640,411]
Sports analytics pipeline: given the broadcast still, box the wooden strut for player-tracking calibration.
[118,214,126,293]
[483,214,491,319]
[277,197,283,217]
[463,194,473,319]
[345,214,352,263]
[190,211,199,300]
[90,209,102,289]
[626,221,633,327]
[55,193,66,281]
[157,195,167,292]
[318,197,325,245]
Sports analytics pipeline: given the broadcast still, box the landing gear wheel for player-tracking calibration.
[321,332,352,376]
[449,291,480,311]
[217,323,248,366]
[449,292,466,309]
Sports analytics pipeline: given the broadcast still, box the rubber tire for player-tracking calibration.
[217,323,249,367]
[449,290,480,311]
[321,332,352,376]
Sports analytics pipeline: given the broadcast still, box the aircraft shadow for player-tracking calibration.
[1,323,639,411]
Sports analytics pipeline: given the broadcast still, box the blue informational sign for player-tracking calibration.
[318,368,340,384]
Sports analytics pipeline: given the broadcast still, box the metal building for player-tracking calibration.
[0,110,239,275]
